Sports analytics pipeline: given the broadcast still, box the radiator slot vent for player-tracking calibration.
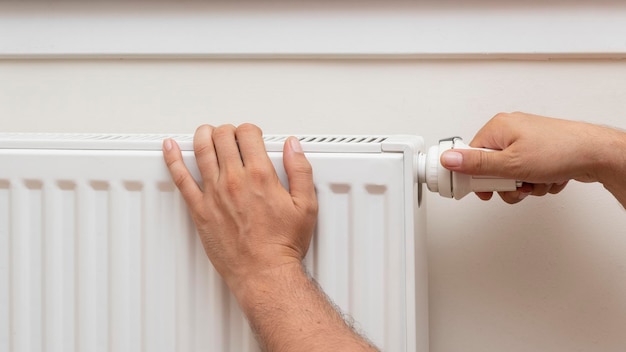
[264,135,388,144]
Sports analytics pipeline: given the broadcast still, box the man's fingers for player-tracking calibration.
[475,192,493,201]
[194,124,219,186]
[163,138,203,206]
[213,124,243,172]
[497,190,530,204]
[494,182,567,204]
[236,123,272,169]
[283,137,317,212]
[549,181,569,194]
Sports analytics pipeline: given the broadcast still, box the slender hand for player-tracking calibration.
[162,124,378,352]
[440,112,626,206]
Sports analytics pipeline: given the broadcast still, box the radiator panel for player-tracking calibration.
[0,139,426,352]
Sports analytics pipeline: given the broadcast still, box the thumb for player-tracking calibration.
[441,149,508,177]
[283,137,316,203]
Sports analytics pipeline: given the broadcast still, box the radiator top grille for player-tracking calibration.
[0,133,195,143]
[0,133,391,152]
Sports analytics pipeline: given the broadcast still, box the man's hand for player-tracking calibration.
[162,123,318,293]
[440,112,626,205]
[162,124,378,351]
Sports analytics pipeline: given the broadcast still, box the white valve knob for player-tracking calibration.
[417,137,521,200]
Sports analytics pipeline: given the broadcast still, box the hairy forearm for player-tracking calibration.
[231,263,379,352]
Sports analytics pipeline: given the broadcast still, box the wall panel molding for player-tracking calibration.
[2,1,626,59]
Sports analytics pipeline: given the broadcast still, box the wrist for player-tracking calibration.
[229,261,307,314]
[223,259,379,351]
[593,126,626,187]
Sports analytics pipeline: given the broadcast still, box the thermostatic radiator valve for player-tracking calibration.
[417,137,522,200]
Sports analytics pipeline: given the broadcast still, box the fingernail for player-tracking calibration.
[441,151,463,167]
[163,139,173,152]
[289,137,303,153]
[518,192,531,200]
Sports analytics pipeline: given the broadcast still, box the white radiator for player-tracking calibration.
[0,133,428,352]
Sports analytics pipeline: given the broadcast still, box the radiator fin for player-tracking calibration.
[0,177,256,352]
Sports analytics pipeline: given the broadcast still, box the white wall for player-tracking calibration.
[2,1,626,350]
[2,58,625,351]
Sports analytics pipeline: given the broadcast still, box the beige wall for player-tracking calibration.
[2,59,626,351]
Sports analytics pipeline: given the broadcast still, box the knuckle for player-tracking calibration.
[491,112,512,123]
[303,198,319,217]
[165,156,178,169]
[223,173,242,194]
[471,150,488,172]
[247,164,272,183]
[298,161,313,176]
[505,153,529,179]
[309,202,319,217]
[193,208,211,226]
[194,140,214,157]
[172,170,192,189]
[289,159,313,179]
[492,111,528,123]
